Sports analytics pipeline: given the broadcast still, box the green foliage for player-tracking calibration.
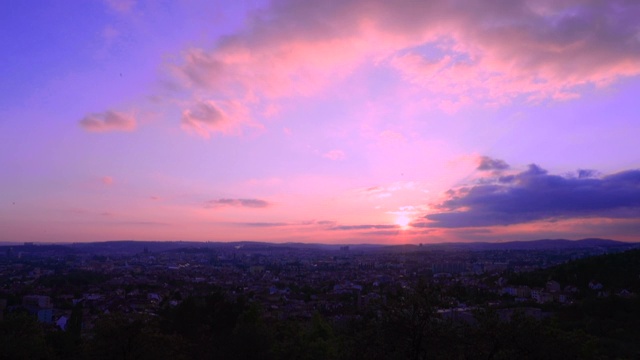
[0,312,54,360]
[229,305,273,360]
[501,249,640,358]
[66,303,83,339]
[508,249,640,293]
[271,313,338,360]
[445,283,501,305]
[36,270,110,296]
[554,296,640,358]
[375,286,442,360]
[83,312,187,360]
[45,330,83,360]
[160,292,272,359]
[454,310,600,360]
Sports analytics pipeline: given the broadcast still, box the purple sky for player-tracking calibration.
[1,0,640,244]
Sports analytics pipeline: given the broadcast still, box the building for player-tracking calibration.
[23,295,53,323]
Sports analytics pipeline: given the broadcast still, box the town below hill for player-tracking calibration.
[1,238,639,359]
[3,237,637,255]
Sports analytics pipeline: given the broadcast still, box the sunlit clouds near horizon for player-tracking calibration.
[1,0,639,243]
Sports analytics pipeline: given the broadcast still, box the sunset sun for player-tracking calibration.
[395,214,412,230]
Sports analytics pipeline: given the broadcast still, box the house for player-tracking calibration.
[588,281,603,290]
[617,289,633,298]
[516,286,531,298]
[546,280,561,293]
[23,295,53,323]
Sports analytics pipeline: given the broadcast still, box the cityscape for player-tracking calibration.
[1,239,639,358]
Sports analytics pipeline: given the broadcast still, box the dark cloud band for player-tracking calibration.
[420,164,640,228]
[331,224,400,231]
[205,198,270,208]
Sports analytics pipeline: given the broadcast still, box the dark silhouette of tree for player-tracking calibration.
[271,313,338,360]
[229,305,273,360]
[381,285,441,360]
[84,312,186,360]
[160,292,267,359]
[0,311,54,359]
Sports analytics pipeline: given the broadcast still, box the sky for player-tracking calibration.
[1,0,640,244]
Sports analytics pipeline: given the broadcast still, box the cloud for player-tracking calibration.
[379,130,406,143]
[104,0,135,13]
[172,0,640,116]
[420,165,640,228]
[205,198,271,209]
[102,25,120,45]
[577,169,599,179]
[112,221,169,227]
[244,177,283,188]
[362,230,402,236]
[360,186,390,198]
[477,156,510,171]
[323,149,346,160]
[79,111,136,132]
[230,222,289,227]
[331,224,400,231]
[225,220,337,228]
[387,0,640,106]
[358,181,426,200]
[181,100,255,138]
[316,220,338,226]
[181,100,234,138]
[101,176,114,185]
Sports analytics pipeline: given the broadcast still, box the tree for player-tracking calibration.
[84,312,186,360]
[0,311,54,359]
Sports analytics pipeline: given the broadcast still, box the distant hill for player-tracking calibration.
[404,238,638,252]
[1,238,637,256]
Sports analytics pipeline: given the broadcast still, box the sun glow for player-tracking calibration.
[395,213,412,229]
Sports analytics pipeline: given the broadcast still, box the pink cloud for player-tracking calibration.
[102,25,120,44]
[180,100,255,138]
[79,110,136,132]
[101,176,114,185]
[205,198,271,209]
[171,0,640,116]
[244,177,283,188]
[323,150,346,161]
[104,0,135,14]
[379,130,406,143]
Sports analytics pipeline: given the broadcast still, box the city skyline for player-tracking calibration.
[1,0,639,243]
